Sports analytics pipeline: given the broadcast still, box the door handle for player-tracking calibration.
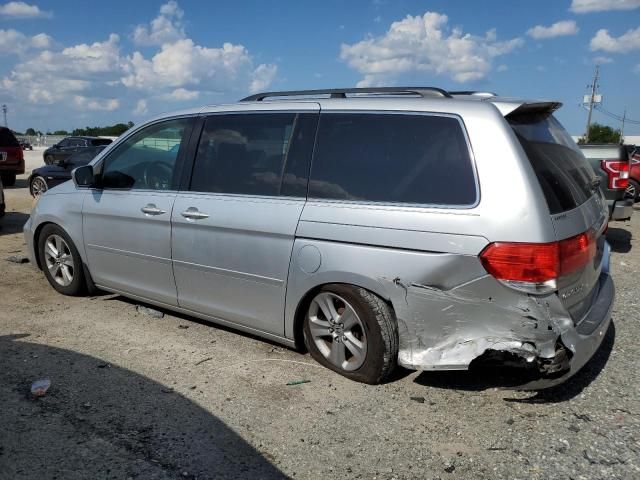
[141,204,166,215]
[181,207,209,220]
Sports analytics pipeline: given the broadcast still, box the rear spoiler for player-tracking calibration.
[489,100,562,117]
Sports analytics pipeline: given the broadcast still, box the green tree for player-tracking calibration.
[52,130,69,136]
[70,122,133,137]
[578,123,621,144]
[25,128,36,136]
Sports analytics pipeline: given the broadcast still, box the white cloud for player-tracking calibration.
[73,95,119,111]
[1,35,121,105]
[122,39,276,94]
[30,32,51,48]
[496,64,508,72]
[570,0,640,13]
[133,0,185,46]
[133,99,148,115]
[169,87,198,100]
[0,1,277,129]
[527,20,579,39]
[590,27,640,53]
[249,63,277,93]
[593,55,613,64]
[0,28,51,54]
[0,2,51,18]
[340,12,523,85]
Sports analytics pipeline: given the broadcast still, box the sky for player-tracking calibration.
[0,0,639,135]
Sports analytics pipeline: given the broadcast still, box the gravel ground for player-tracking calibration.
[0,150,638,479]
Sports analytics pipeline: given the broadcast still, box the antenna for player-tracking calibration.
[1,104,6,128]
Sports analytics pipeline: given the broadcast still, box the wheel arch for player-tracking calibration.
[32,221,55,270]
[289,275,395,351]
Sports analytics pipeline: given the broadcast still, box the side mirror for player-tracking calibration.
[55,158,67,167]
[72,165,98,188]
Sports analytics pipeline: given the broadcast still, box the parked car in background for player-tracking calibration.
[0,176,5,218]
[628,147,640,202]
[20,140,33,150]
[0,126,25,186]
[29,146,107,197]
[43,136,112,165]
[578,144,633,220]
[25,87,614,388]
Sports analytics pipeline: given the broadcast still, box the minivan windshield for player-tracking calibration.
[509,112,596,215]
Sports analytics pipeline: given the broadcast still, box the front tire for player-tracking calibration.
[44,155,54,165]
[30,176,48,197]
[303,284,398,384]
[38,224,86,296]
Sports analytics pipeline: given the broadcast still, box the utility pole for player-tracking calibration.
[584,66,600,142]
[1,104,6,128]
[619,108,626,144]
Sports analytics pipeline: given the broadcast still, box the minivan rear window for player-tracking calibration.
[509,113,595,215]
[0,128,19,147]
[309,113,477,206]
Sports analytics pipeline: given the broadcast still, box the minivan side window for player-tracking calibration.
[101,118,190,190]
[190,113,317,197]
[308,113,477,206]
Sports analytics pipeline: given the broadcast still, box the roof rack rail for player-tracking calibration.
[449,91,497,98]
[241,87,452,102]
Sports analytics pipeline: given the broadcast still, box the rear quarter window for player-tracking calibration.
[309,113,477,206]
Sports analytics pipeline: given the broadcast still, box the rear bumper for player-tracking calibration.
[0,160,25,174]
[608,198,633,221]
[519,271,614,389]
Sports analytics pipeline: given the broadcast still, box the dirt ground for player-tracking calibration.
[1,150,639,479]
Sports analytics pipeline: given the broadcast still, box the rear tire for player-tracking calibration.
[626,179,639,203]
[1,173,16,186]
[303,284,398,384]
[38,224,86,296]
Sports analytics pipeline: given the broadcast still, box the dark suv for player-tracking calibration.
[578,144,633,221]
[0,127,25,186]
[43,136,112,165]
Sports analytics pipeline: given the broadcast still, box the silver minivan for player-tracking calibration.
[24,87,614,387]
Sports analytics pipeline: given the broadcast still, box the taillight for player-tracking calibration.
[479,231,597,294]
[601,159,629,190]
[559,231,596,275]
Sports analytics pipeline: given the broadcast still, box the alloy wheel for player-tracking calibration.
[31,177,48,196]
[44,234,74,287]
[307,292,367,371]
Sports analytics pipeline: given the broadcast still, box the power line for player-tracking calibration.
[594,105,640,125]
